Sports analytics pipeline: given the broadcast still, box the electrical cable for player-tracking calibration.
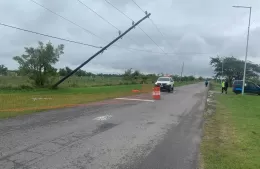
[104,0,167,54]
[0,23,102,48]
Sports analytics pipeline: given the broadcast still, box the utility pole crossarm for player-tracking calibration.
[52,13,151,88]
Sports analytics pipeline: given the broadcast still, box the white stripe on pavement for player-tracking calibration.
[115,98,155,102]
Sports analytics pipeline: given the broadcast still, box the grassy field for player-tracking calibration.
[200,83,260,169]
[0,76,128,89]
[0,81,198,119]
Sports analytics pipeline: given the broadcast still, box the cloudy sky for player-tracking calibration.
[1,0,260,77]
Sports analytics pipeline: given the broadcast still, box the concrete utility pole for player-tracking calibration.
[52,13,151,88]
[221,57,224,84]
[232,5,252,95]
[180,62,184,81]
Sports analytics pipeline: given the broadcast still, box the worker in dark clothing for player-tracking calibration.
[224,80,228,94]
[205,79,208,87]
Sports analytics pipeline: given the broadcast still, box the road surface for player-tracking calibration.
[0,83,207,169]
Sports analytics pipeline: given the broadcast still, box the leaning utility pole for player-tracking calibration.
[52,13,151,88]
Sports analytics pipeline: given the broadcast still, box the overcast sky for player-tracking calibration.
[1,0,260,77]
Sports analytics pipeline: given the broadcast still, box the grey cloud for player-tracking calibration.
[1,0,260,77]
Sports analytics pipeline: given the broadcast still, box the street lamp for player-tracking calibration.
[232,5,252,95]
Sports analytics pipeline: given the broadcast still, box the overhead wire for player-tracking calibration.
[0,23,102,48]
[28,0,211,56]
[104,0,167,55]
[29,0,147,53]
[29,0,105,42]
[76,0,140,48]
[131,0,174,51]
[131,0,146,13]
[76,0,119,31]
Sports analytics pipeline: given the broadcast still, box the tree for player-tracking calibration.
[13,41,64,86]
[59,68,67,76]
[198,76,204,81]
[210,56,260,86]
[75,69,87,77]
[132,70,141,80]
[123,68,133,81]
[65,66,72,74]
[0,64,8,76]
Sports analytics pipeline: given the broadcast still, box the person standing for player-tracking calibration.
[224,80,228,94]
[205,79,208,87]
[221,81,225,93]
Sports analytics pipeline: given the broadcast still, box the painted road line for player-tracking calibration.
[93,115,112,121]
[115,98,155,102]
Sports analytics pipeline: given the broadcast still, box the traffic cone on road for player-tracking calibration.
[153,86,161,100]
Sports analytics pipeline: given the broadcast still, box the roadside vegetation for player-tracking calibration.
[0,41,202,118]
[210,56,260,85]
[200,82,260,169]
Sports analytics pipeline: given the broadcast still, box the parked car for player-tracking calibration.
[232,80,260,95]
[154,76,174,93]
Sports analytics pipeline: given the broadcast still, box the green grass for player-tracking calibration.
[0,75,142,89]
[200,84,260,169]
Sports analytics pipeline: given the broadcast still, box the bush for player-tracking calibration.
[0,83,34,90]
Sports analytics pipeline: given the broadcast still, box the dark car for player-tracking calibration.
[232,80,260,95]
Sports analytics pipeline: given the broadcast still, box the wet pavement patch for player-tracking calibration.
[92,123,118,134]
[147,121,155,125]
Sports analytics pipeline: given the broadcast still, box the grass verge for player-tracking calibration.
[0,81,198,119]
[200,84,260,169]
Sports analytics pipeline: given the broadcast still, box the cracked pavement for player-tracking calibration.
[0,83,207,169]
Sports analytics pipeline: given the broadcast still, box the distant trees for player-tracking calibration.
[58,67,72,76]
[210,56,260,85]
[0,65,8,76]
[13,41,64,86]
[58,67,95,77]
[122,68,147,83]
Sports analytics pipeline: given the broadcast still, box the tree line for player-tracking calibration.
[1,41,203,88]
[210,56,260,85]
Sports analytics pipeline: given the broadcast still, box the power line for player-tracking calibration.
[30,0,141,53]
[52,13,151,88]
[0,23,102,48]
[0,23,212,55]
[104,0,167,54]
[76,0,119,31]
[131,0,173,51]
[104,0,132,21]
[24,0,209,56]
[0,21,213,55]
[131,0,146,13]
[76,0,139,47]
[29,0,105,42]
[138,26,166,54]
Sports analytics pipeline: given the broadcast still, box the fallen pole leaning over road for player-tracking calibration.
[52,13,151,88]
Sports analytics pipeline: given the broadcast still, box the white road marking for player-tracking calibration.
[115,98,155,102]
[93,115,112,121]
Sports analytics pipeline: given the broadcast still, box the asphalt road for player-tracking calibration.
[0,83,207,169]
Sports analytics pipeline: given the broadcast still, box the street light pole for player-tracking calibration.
[232,6,252,95]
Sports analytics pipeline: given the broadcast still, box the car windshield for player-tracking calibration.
[158,77,170,81]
